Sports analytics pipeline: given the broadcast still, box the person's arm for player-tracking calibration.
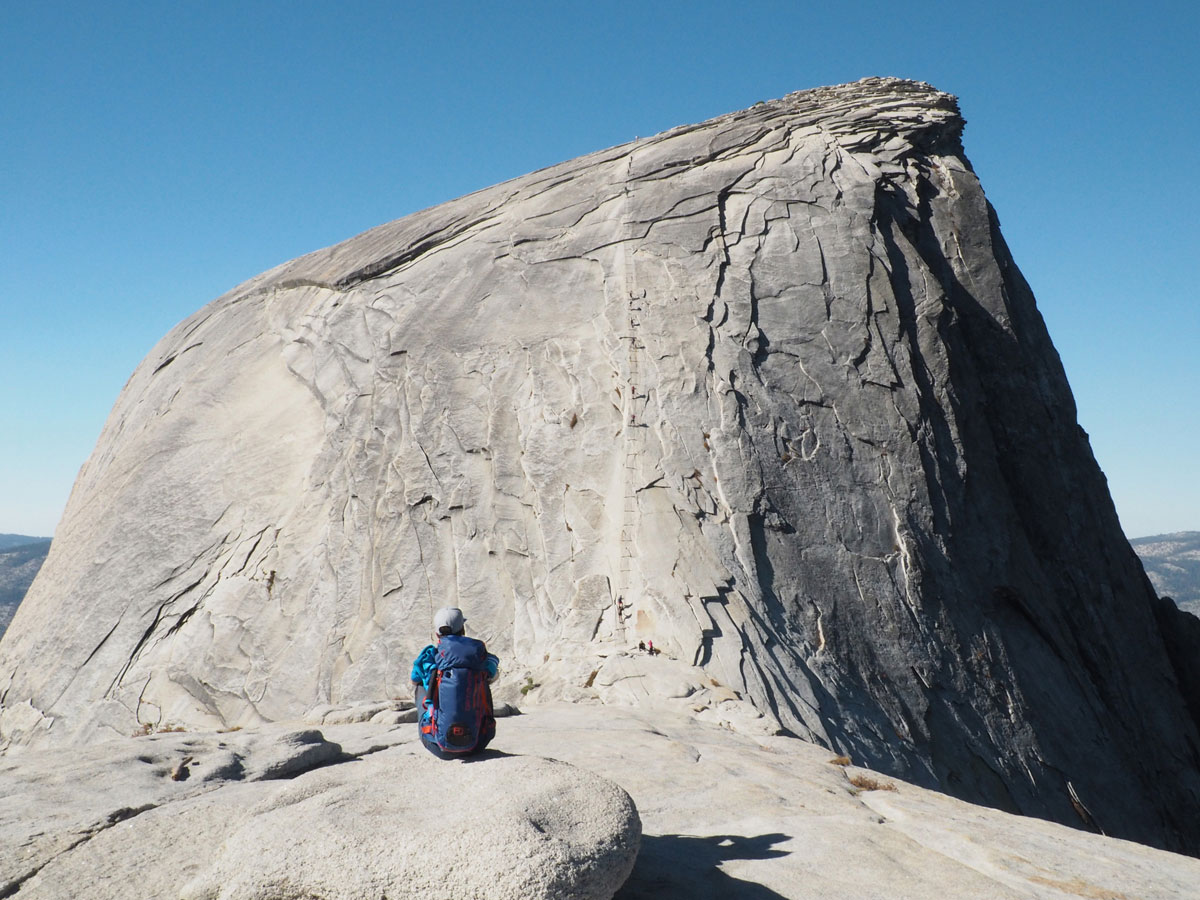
[485,653,499,682]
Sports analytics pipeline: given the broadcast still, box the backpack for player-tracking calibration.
[420,634,496,754]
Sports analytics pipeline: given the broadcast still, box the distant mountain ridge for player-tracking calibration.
[0,534,50,551]
[1131,531,1200,616]
[0,536,51,638]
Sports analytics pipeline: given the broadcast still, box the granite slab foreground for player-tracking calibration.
[2,703,1198,899]
[1,713,638,900]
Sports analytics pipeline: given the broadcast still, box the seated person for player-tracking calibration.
[411,607,499,755]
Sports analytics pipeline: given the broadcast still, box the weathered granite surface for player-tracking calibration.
[2,77,1199,853]
[3,703,1198,900]
[1,711,639,900]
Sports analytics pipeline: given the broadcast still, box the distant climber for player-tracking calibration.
[638,640,646,652]
[647,639,655,656]
[411,607,499,756]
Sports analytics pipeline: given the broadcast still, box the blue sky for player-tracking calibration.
[2,1,1196,539]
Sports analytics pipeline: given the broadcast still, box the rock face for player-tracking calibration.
[2,77,1199,852]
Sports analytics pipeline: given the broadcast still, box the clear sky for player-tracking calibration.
[2,1,1196,539]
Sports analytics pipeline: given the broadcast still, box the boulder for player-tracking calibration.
[182,753,639,900]
[1,720,639,900]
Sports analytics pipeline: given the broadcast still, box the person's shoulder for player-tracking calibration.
[466,636,497,659]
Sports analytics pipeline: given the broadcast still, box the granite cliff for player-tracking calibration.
[3,78,1199,855]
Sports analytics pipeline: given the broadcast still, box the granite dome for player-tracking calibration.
[3,77,1198,853]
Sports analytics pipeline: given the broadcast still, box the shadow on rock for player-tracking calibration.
[458,747,518,762]
[614,832,791,899]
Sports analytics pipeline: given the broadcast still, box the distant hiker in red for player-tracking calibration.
[410,607,499,757]
[647,639,654,655]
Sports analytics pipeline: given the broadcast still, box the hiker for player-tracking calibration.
[411,607,499,757]
[638,640,646,652]
[647,639,654,655]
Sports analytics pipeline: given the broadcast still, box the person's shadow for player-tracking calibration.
[457,747,516,762]
[614,832,792,899]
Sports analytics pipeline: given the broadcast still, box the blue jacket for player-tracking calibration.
[411,638,499,690]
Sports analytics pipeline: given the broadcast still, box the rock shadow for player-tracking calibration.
[416,742,518,763]
[614,832,791,899]
[457,747,517,763]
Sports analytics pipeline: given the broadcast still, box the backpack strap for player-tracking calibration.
[422,669,442,736]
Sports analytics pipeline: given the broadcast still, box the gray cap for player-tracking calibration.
[434,607,466,635]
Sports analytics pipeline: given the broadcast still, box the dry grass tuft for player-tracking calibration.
[848,773,897,792]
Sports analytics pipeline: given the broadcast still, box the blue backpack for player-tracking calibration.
[420,634,496,754]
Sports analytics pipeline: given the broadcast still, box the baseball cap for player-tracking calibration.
[434,607,466,635]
